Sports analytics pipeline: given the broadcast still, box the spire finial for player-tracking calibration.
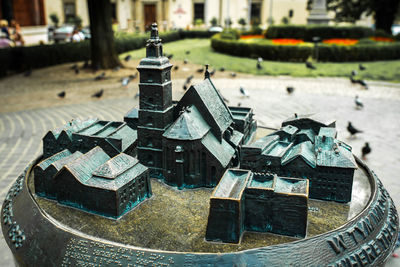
[150,23,159,40]
[204,64,210,79]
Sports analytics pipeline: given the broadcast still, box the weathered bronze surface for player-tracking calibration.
[1,154,398,266]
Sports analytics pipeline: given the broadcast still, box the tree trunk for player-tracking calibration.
[87,0,121,69]
[374,0,400,34]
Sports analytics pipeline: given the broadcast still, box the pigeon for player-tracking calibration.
[74,68,80,74]
[359,64,366,71]
[256,62,262,70]
[173,65,179,71]
[184,59,188,64]
[121,77,131,87]
[230,72,237,78]
[94,72,106,81]
[210,69,216,76]
[185,50,190,55]
[57,91,66,98]
[134,92,140,99]
[350,75,357,84]
[186,75,194,84]
[355,95,363,109]
[357,79,368,89]
[82,60,89,69]
[196,68,204,73]
[92,89,104,98]
[306,61,316,70]
[70,64,78,70]
[113,66,121,72]
[351,70,357,76]
[239,86,249,97]
[347,122,362,136]
[129,73,138,80]
[24,69,32,77]
[237,102,242,107]
[167,54,173,60]
[286,86,295,94]
[183,84,188,90]
[361,142,371,159]
[124,55,132,62]
[219,67,225,72]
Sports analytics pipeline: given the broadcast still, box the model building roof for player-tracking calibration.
[37,149,73,170]
[274,177,308,195]
[46,117,98,139]
[213,169,251,199]
[106,124,137,151]
[201,131,235,167]
[63,147,110,184]
[175,78,233,139]
[281,141,316,168]
[163,105,210,140]
[282,113,336,132]
[51,151,83,171]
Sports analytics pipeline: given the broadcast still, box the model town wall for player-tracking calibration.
[35,24,357,243]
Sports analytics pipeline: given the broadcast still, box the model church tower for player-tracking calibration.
[137,23,174,177]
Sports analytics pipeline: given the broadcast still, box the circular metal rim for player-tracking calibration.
[1,156,399,266]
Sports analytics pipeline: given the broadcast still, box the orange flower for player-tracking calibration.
[370,36,394,42]
[240,35,265,40]
[322,39,359,45]
[271,39,304,45]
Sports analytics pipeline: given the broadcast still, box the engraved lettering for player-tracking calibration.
[327,234,347,254]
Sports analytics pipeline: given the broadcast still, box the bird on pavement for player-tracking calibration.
[286,86,295,94]
[124,55,132,62]
[121,77,131,87]
[230,72,237,78]
[134,92,140,99]
[184,59,188,64]
[173,65,179,71]
[306,61,316,70]
[361,142,371,159]
[167,54,173,60]
[92,89,104,98]
[347,122,363,137]
[57,91,66,98]
[239,86,250,97]
[355,95,363,109]
[359,64,366,71]
[351,70,357,76]
[219,67,225,72]
[94,72,106,81]
[185,75,194,84]
[196,68,204,73]
[357,79,368,89]
[210,69,216,76]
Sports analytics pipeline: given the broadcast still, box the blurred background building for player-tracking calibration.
[0,0,374,45]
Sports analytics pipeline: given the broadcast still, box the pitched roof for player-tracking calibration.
[87,154,148,190]
[51,118,98,139]
[163,105,210,140]
[282,113,335,132]
[37,149,72,171]
[281,141,316,168]
[176,79,233,138]
[315,138,357,169]
[201,131,235,167]
[64,147,110,184]
[51,151,83,171]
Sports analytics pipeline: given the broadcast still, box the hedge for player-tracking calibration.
[265,25,375,42]
[0,30,214,77]
[211,34,400,62]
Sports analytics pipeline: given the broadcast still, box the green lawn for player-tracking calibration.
[121,38,400,83]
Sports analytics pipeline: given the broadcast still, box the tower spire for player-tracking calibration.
[146,23,163,58]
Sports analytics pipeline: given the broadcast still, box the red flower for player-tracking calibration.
[370,36,394,42]
[271,39,304,45]
[322,39,359,45]
[240,35,265,40]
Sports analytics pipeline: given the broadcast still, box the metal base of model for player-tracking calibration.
[2,155,398,266]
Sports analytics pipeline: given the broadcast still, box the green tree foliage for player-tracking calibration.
[307,0,400,33]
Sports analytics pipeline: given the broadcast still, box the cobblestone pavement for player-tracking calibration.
[0,76,399,266]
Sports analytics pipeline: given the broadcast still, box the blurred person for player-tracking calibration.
[10,20,25,46]
[71,28,84,42]
[0,20,11,40]
[0,31,12,48]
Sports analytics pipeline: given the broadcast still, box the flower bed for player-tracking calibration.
[240,35,264,40]
[272,39,304,45]
[322,39,359,45]
[370,36,394,42]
